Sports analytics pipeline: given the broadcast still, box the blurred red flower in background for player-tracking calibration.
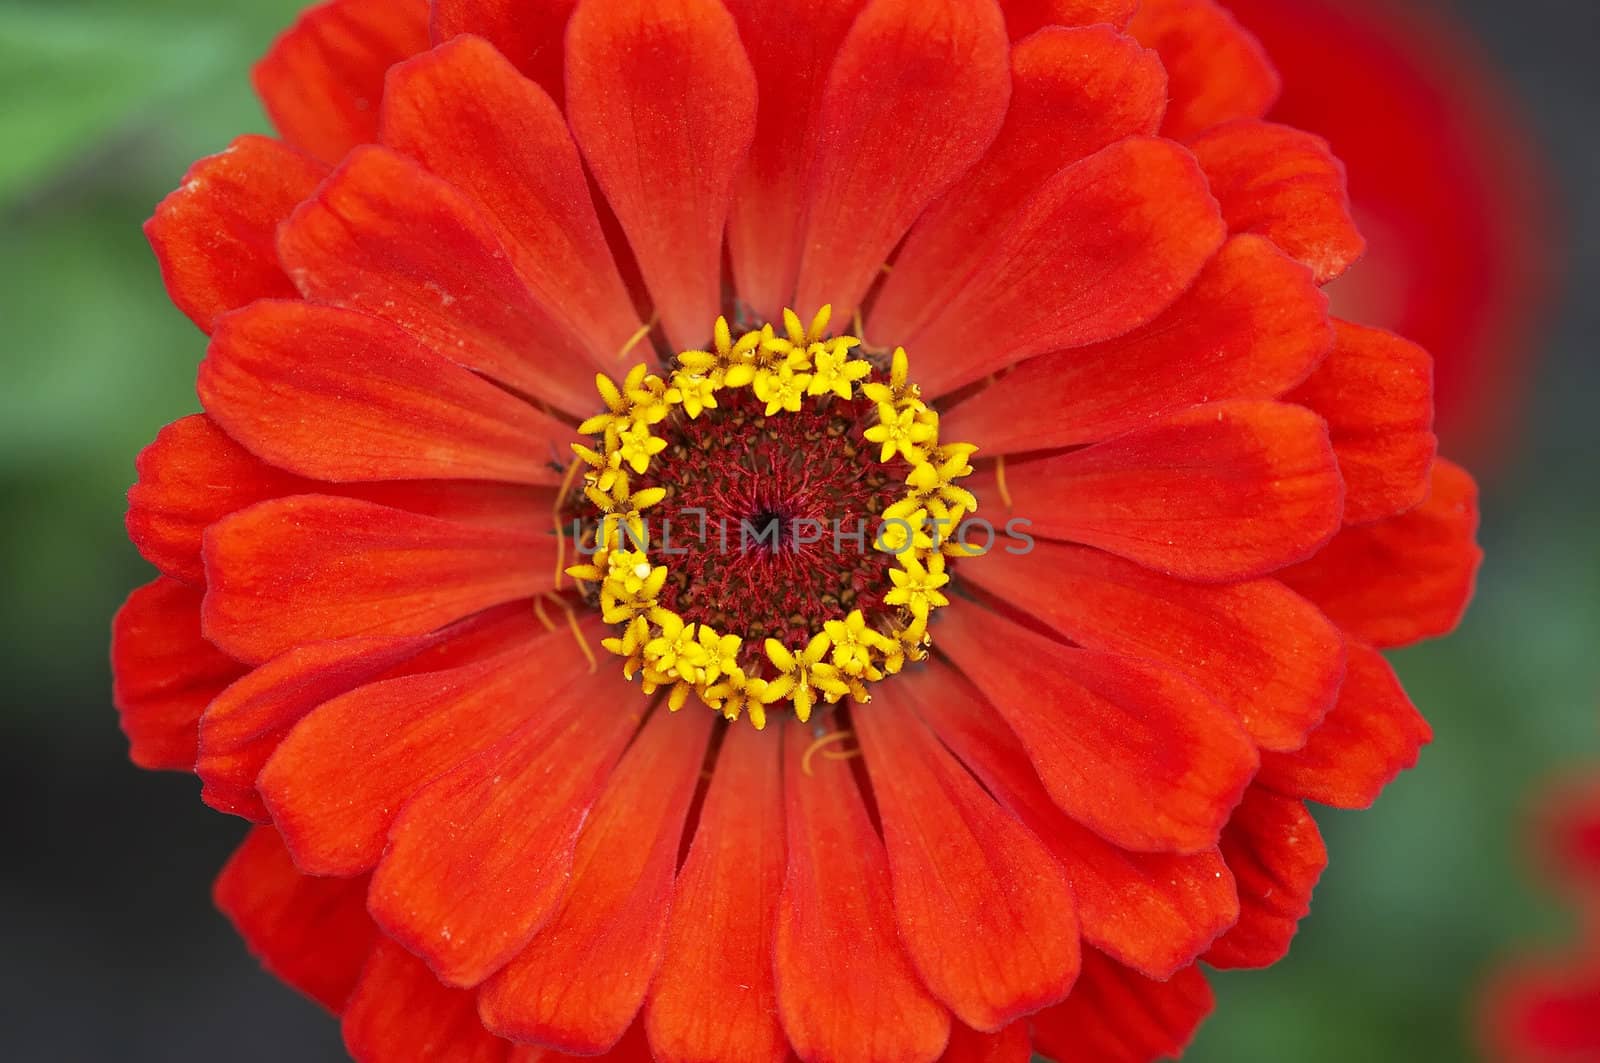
[110,0,1493,1059]
[1484,779,1600,1061]
[1225,0,1555,464]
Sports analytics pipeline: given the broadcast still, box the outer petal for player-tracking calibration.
[145,136,327,333]
[254,0,431,163]
[961,540,1344,752]
[431,0,578,102]
[126,415,310,586]
[646,725,787,1063]
[942,235,1331,454]
[1191,120,1366,284]
[939,1022,1029,1063]
[908,661,1237,979]
[213,826,376,1012]
[380,37,642,366]
[859,691,1080,1031]
[906,137,1226,398]
[198,626,468,821]
[869,26,1166,344]
[343,940,509,1063]
[369,671,640,988]
[723,0,870,321]
[1258,641,1432,810]
[259,628,601,877]
[1202,787,1327,969]
[938,599,1257,854]
[478,707,712,1053]
[791,0,1012,323]
[774,718,951,1063]
[277,147,605,414]
[565,0,757,351]
[1287,319,1437,525]
[200,301,570,486]
[1128,0,1279,142]
[1279,458,1481,647]
[1030,952,1214,1063]
[201,495,554,664]
[997,0,1137,37]
[110,577,244,771]
[973,400,1343,582]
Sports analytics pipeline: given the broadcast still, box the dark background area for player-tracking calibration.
[1,0,1596,1059]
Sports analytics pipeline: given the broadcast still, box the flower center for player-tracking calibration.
[565,308,980,729]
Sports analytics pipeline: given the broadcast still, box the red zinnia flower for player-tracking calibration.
[113,0,1485,1059]
[1223,0,1555,463]
[1484,778,1600,1062]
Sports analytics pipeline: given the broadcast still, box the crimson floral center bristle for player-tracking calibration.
[563,306,982,730]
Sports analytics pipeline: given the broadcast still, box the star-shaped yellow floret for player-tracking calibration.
[600,615,651,679]
[864,401,937,463]
[644,608,711,684]
[823,610,894,677]
[753,364,812,416]
[614,421,667,475]
[762,633,849,724]
[702,668,771,729]
[861,346,921,410]
[885,553,951,622]
[806,339,872,400]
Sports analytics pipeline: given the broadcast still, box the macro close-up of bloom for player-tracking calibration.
[105,0,1491,1059]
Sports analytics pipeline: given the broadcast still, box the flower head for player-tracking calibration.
[114,0,1485,1059]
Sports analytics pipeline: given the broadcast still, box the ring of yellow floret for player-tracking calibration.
[564,306,982,730]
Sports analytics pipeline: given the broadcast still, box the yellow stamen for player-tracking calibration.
[801,729,857,777]
[617,312,658,361]
[994,453,1014,512]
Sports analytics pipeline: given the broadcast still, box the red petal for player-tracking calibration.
[1191,120,1365,284]
[201,494,553,664]
[111,577,244,771]
[1203,787,1326,969]
[722,0,869,321]
[380,37,642,366]
[1128,0,1279,142]
[431,0,577,102]
[942,234,1331,453]
[259,623,595,876]
[1258,641,1432,809]
[646,725,787,1063]
[792,0,1011,324]
[214,826,375,1012]
[370,671,640,987]
[198,630,458,821]
[960,540,1343,753]
[869,26,1166,345]
[277,147,605,414]
[908,661,1237,979]
[127,415,310,586]
[938,599,1257,854]
[774,717,951,1062]
[1287,319,1437,525]
[145,136,326,333]
[1279,458,1481,647]
[998,0,1137,37]
[973,400,1343,582]
[342,940,509,1063]
[254,0,430,163]
[859,690,1079,1031]
[905,137,1226,398]
[128,415,555,589]
[939,1021,1029,1063]
[729,3,873,320]
[202,301,569,486]
[565,0,757,351]
[1031,952,1214,1063]
[478,707,712,1052]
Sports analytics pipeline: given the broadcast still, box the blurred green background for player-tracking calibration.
[1,0,1596,1059]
